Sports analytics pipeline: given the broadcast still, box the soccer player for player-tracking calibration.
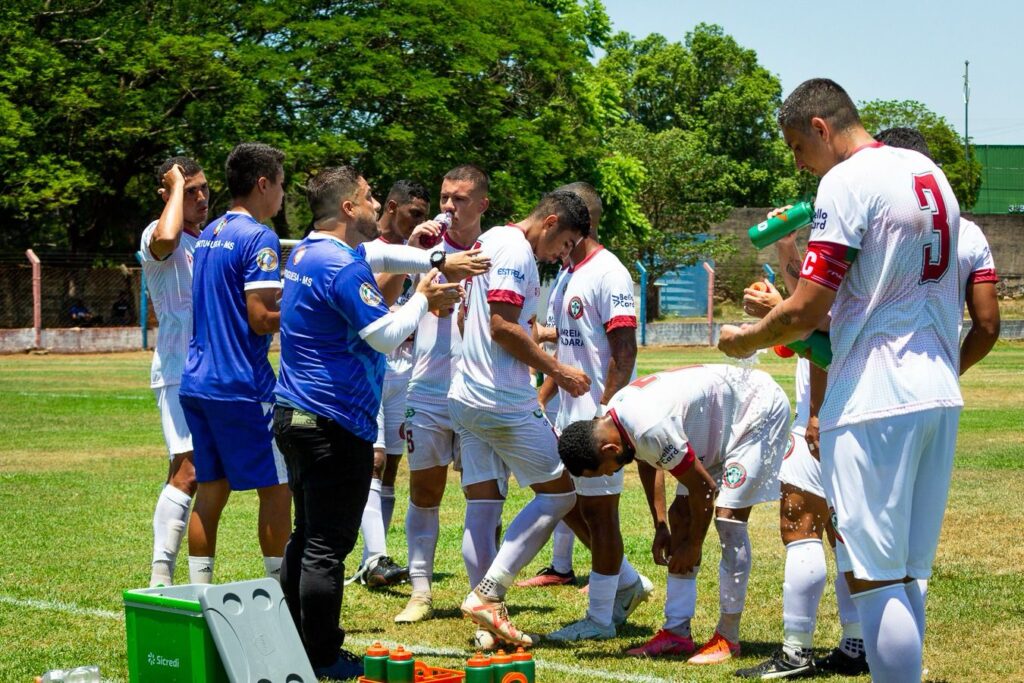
[719,79,963,682]
[348,179,433,589]
[452,191,592,647]
[179,142,291,585]
[139,156,209,587]
[533,183,653,642]
[272,165,480,681]
[394,165,493,627]
[559,365,790,664]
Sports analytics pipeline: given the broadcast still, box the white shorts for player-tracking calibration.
[822,407,960,582]
[676,385,789,509]
[154,384,192,458]
[571,470,625,497]
[404,402,461,472]
[374,378,410,453]
[449,400,560,497]
[779,428,826,499]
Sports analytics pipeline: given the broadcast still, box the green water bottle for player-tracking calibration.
[386,645,414,683]
[363,642,390,682]
[748,201,814,249]
[773,330,832,370]
[490,650,514,682]
[465,652,493,683]
[511,647,535,683]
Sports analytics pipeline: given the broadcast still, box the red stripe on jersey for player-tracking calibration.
[605,315,638,332]
[443,232,473,251]
[801,241,854,291]
[607,408,636,451]
[569,246,604,272]
[969,268,998,284]
[487,289,525,307]
[668,444,696,479]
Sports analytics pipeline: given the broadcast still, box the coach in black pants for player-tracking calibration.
[272,166,481,680]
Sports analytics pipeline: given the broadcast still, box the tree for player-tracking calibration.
[859,99,982,209]
[604,124,737,320]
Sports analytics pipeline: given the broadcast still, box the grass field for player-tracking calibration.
[1,344,1022,682]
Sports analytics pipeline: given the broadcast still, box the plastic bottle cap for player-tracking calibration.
[389,645,413,661]
[491,649,513,663]
[773,344,795,358]
[749,281,769,292]
[466,652,493,667]
[511,647,532,661]
[499,674,528,683]
[366,642,390,657]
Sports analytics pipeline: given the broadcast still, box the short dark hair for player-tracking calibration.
[529,190,590,237]
[306,165,362,224]
[875,127,933,161]
[443,164,490,195]
[558,420,602,477]
[226,142,285,198]
[156,156,202,184]
[387,179,430,207]
[778,78,861,134]
[555,181,602,219]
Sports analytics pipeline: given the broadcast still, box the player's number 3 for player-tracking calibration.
[914,172,951,283]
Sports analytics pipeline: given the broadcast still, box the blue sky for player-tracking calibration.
[599,0,1022,144]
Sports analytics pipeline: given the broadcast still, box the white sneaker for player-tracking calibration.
[394,591,433,623]
[460,591,534,647]
[547,616,616,642]
[612,574,655,626]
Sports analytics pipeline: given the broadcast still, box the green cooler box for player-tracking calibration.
[123,584,229,682]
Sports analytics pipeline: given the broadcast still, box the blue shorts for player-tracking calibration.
[180,395,288,490]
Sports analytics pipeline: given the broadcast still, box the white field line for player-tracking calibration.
[0,594,679,683]
[10,391,150,401]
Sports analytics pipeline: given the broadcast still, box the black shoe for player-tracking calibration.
[814,647,870,676]
[735,650,815,679]
[313,648,363,681]
[366,555,409,588]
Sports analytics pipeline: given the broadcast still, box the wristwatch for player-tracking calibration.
[429,250,446,270]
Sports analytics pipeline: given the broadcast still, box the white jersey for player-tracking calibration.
[449,225,540,413]
[540,266,570,419]
[375,237,415,380]
[957,218,998,311]
[791,358,811,433]
[607,365,781,474]
[550,247,637,431]
[407,234,473,407]
[804,144,963,431]
[139,220,197,388]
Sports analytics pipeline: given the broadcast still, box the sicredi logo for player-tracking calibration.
[147,651,181,669]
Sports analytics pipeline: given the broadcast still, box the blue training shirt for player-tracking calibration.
[274,232,391,441]
[180,211,282,403]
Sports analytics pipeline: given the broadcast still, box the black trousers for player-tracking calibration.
[273,405,373,668]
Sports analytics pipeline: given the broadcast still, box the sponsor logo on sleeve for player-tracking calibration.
[567,296,584,319]
[359,282,384,307]
[496,267,525,281]
[611,292,634,308]
[812,208,828,231]
[722,462,747,489]
[657,443,681,466]
[256,247,279,272]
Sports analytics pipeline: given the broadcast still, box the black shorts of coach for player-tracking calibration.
[272,404,374,668]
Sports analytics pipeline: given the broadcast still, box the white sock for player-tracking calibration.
[782,539,826,655]
[381,484,396,535]
[617,556,640,590]
[586,571,618,627]
[151,485,192,586]
[263,556,282,581]
[406,502,439,594]
[188,556,214,584]
[852,584,922,682]
[917,578,928,606]
[463,500,504,590]
[664,570,698,637]
[904,580,926,642]
[834,571,864,654]
[483,492,576,596]
[716,517,750,642]
[551,522,575,574]
[361,478,387,562]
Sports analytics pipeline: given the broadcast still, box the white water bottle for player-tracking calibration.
[37,665,100,682]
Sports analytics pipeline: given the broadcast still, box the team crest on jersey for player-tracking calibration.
[567,296,584,320]
[256,247,279,272]
[359,282,383,307]
[722,463,747,489]
[533,409,544,419]
[213,218,228,236]
[830,507,845,543]
[405,407,416,419]
[292,246,307,265]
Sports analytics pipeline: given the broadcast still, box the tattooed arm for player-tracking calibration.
[718,277,835,358]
